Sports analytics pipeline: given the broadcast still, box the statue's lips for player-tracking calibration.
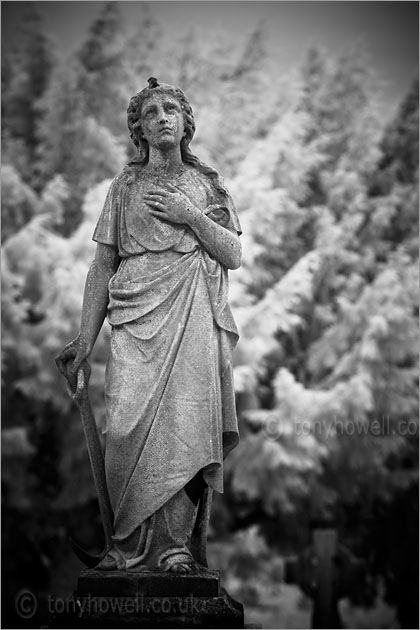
[159,127,174,134]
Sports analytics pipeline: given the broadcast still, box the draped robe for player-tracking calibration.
[92,164,241,571]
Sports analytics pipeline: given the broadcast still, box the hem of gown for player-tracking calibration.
[112,460,222,542]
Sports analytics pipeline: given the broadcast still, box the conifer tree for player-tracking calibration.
[77,2,128,138]
[1,3,54,189]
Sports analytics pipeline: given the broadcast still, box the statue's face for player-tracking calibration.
[140,92,185,150]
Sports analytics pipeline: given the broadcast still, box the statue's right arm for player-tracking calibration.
[56,243,120,377]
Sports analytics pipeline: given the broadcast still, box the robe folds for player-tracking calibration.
[92,164,241,567]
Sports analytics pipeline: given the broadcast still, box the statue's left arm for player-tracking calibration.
[185,205,241,269]
[144,184,241,270]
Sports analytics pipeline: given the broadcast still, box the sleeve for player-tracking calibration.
[92,177,120,246]
[225,192,242,236]
[205,187,242,236]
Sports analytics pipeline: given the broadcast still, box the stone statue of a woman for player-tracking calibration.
[56,78,242,575]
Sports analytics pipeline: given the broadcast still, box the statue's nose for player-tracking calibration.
[158,108,168,124]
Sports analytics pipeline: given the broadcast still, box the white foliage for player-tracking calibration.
[238,250,323,368]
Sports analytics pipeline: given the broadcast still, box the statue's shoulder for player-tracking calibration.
[110,164,140,190]
[188,163,221,191]
[190,163,232,204]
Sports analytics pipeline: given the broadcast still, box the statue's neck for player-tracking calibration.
[146,146,184,175]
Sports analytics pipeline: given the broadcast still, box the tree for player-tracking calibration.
[1,3,54,189]
[77,2,128,138]
[373,77,419,190]
[225,64,419,626]
[206,23,275,178]
[38,58,127,235]
[2,179,114,546]
[366,77,419,256]
[228,79,325,299]
[1,164,39,242]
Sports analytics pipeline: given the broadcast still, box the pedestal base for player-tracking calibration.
[48,569,244,628]
[78,568,220,597]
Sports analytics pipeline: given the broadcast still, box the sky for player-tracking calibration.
[2,1,419,111]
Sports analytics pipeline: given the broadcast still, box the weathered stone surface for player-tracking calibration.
[55,77,243,576]
[54,77,245,628]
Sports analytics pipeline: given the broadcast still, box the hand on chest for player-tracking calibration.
[120,170,212,250]
[133,174,209,223]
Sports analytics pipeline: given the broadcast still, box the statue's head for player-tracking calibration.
[127,77,196,160]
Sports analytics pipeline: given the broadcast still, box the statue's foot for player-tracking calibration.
[95,553,118,571]
[168,560,200,575]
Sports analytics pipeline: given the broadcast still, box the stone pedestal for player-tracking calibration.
[48,569,244,628]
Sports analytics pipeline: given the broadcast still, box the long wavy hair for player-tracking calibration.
[126,78,228,198]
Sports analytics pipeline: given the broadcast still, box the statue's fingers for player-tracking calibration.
[148,209,167,217]
[61,343,77,357]
[148,208,171,222]
[145,188,169,197]
[55,347,76,374]
[145,201,165,211]
[69,351,86,374]
[144,196,164,204]
[55,356,66,375]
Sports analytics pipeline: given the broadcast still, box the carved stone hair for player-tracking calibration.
[126,78,228,199]
[127,77,196,158]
